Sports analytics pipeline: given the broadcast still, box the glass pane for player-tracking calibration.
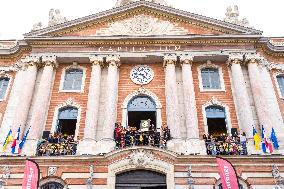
[201,68,221,89]
[63,69,83,90]
[206,106,225,118]
[128,96,156,112]
[58,107,78,119]
[201,69,210,89]
[277,76,284,97]
[0,78,9,99]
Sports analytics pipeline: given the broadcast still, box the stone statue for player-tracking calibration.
[48,8,68,27]
[224,5,249,27]
[31,22,42,31]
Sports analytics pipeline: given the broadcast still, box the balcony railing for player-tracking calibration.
[205,141,247,155]
[36,135,77,156]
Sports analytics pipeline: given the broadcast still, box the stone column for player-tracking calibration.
[229,54,255,137]
[180,54,206,155]
[164,54,181,139]
[78,56,103,155]
[228,53,256,154]
[246,54,272,135]
[180,55,199,139]
[98,55,120,154]
[12,55,39,136]
[23,55,57,156]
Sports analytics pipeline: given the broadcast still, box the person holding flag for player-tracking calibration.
[261,126,273,154]
[270,127,279,150]
[2,128,13,152]
[253,126,261,151]
[11,127,20,154]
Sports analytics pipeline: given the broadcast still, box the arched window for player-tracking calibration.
[205,105,227,136]
[201,68,221,89]
[63,68,83,91]
[0,77,10,100]
[57,107,78,136]
[40,182,64,189]
[276,75,284,97]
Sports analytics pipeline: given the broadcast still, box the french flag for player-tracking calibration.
[261,126,273,154]
[11,127,20,154]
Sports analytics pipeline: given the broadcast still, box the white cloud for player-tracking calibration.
[0,0,283,39]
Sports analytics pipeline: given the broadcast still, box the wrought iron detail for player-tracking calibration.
[127,96,156,112]
[188,165,194,189]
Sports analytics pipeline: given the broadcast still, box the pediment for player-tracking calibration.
[24,1,262,38]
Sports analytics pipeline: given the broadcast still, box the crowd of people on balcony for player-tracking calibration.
[37,133,78,156]
[203,132,247,155]
[114,122,171,149]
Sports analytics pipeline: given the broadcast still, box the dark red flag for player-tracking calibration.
[216,157,239,189]
[22,160,40,189]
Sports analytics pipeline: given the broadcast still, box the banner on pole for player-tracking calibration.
[216,157,239,189]
[22,160,40,189]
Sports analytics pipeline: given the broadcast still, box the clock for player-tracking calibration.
[130,65,154,85]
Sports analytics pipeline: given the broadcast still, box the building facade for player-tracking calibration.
[0,0,284,188]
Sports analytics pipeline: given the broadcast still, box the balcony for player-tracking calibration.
[36,134,78,156]
[205,140,247,156]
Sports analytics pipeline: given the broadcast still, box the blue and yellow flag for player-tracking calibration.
[2,129,13,152]
[253,127,261,150]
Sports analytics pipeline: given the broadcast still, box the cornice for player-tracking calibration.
[23,1,262,37]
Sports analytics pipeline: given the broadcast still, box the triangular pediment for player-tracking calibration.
[24,1,262,38]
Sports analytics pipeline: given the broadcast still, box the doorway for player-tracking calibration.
[127,96,157,129]
[115,170,167,189]
[57,107,78,136]
[205,105,227,136]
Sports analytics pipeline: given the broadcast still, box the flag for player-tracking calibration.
[261,126,273,154]
[11,127,20,154]
[22,160,40,189]
[2,129,13,152]
[270,127,279,150]
[253,127,261,150]
[216,157,239,189]
[18,127,30,154]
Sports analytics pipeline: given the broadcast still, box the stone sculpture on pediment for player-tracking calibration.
[128,149,154,168]
[48,9,68,27]
[96,14,188,36]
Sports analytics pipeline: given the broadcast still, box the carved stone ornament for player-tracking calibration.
[48,9,68,27]
[31,22,42,31]
[61,98,81,109]
[224,5,249,27]
[115,0,168,7]
[48,166,58,176]
[227,53,244,66]
[128,149,154,167]
[180,54,194,65]
[106,55,121,67]
[42,55,58,68]
[96,14,188,36]
[130,65,154,85]
[89,55,104,66]
[163,54,177,67]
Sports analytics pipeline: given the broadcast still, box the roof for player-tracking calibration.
[24,1,262,37]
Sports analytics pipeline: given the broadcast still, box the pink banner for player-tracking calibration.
[216,157,239,189]
[22,160,39,189]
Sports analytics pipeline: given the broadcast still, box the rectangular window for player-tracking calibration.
[201,68,221,90]
[63,69,83,91]
[0,78,9,100]
[277,75,284,97]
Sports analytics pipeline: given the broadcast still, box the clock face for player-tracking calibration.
[130,65,154,85]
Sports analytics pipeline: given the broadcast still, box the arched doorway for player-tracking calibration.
[205,105,227,136]
[57,106,78,136]
[40,182,64,189]
[115,170,167,189]
[127,96,157,130]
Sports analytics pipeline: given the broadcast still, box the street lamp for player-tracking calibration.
[188,165,194,189]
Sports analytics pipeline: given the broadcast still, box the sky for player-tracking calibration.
[0,0,283,40]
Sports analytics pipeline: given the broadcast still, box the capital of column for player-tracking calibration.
[20,55,41,69]
[89,55,104,67]
[180,54,194,65]
[42,55,58,68]
[245,53,263,65]
[163,54,177,67]
[106,55,121,67]
[227,53,244,66]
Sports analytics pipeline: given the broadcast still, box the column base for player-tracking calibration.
[21,139,38,156]
[77,139,97,155]
[167,139,207,155]
[94,139,116,155]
